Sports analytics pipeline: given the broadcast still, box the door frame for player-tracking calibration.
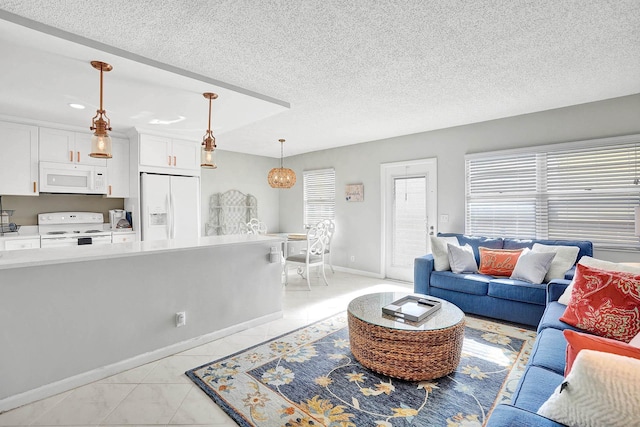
[380,158,438,281]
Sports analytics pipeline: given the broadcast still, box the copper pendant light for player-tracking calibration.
[268,139,296,188]
[201,92,218,169]
[89,61,113,159]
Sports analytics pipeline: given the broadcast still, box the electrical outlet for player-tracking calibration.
[350,255,355,262]
[440,214,449,223]
[175,311,186,327]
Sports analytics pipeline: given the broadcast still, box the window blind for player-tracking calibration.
[466,137,640,251]
[303,168,336,227]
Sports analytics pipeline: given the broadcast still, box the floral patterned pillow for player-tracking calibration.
[560,264,640,343]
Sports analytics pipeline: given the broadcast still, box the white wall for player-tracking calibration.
[200,149,281,234]
[277,94,640,274]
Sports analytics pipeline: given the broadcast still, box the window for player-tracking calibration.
[466,135,640,251]
[303,168,335,227]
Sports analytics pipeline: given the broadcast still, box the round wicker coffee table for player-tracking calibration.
[347,292,465,381]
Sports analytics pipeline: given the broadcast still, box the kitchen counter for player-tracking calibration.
[0,225,39,240]
[0,234,284,269]
[0,234,285,411]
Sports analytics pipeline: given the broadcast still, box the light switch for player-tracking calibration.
[440,214,449,223]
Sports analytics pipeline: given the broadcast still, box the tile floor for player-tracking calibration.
[0,271,412,426]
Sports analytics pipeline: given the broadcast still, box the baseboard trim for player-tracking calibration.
[0,311,283,414]
[332,265,385,278]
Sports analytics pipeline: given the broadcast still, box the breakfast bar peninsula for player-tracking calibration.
[0,234,284,412]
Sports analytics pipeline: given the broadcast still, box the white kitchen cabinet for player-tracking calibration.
[39,127,107,166]
[0,121,39,196]
[3,237,41,251]
[139,134,199,172]
[106,137,130,198]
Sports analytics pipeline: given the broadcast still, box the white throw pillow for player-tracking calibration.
[531,243,580,283]
[429,235,459,271]
[537,349,640,427]
[447,244,478,274]
[558,256,640,305]
[509,248,556,284]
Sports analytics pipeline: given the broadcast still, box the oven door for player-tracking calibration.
[41,234,112,248]
[39,162,107,194]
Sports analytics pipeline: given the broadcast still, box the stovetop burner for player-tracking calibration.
[46,231,67,235]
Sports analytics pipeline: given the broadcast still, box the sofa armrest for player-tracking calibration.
[546,279,571,304]
[414,254,434,295]
[486,404,566,427]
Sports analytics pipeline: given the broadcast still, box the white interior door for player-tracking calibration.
[382,159,437,282]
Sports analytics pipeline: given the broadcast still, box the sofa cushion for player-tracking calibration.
[537,350,640,427]
[488,279,546,305]
[430,271,490,295]
[509,248,556,284]
[478,248,523,276]
[528,328,567,375]
[537,301,584,334]
[447,244,478,274]
[558,256,640,305]
[560,264,640,343]
[503,238,593,263]
[429,235,459,271]
[486,404,567,427]
[564,329,640,375]
[439,233,504,265]
[532,243,580,282]
[511,366,564,412]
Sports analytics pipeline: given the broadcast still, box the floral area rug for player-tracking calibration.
[186,313,535,427]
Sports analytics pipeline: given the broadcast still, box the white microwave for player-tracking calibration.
[39,161,108,195]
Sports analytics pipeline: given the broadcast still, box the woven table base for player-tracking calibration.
[348,312,465,381]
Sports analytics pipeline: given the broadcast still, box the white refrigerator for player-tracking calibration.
[140,173,201,241]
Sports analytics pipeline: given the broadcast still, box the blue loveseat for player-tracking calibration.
[485,280,585,426]
[413,234,592,327]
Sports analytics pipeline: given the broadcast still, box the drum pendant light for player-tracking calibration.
[89,61,113,159]
[201,92,218,169]
[268,139,296,188]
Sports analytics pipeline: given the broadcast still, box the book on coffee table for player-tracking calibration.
[382,295,442,322]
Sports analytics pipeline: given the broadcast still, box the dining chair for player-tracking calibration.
[246,218,267,235]
[322,219,335,273]
[284,222,329,290]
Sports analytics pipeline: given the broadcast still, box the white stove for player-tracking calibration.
[38,212,112,248]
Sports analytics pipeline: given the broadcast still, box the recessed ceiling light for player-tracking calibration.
[68,103,85,109]
[149,116,186,125]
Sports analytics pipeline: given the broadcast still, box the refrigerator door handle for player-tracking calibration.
[166,193,172,239]
[170,192,176,238]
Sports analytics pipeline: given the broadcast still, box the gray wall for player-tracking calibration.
[278,94,640,274]
[199,149,280,234]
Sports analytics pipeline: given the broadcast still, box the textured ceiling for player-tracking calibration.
[0,0,639,157]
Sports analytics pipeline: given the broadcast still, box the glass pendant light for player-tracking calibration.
[201,92,218,169]
[89,61,113,158]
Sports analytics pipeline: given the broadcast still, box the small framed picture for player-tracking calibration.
[345,184,364,202]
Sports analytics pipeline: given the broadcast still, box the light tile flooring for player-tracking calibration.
[0,271,412,426]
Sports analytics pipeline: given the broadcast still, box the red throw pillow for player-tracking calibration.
[560,264,640,343]
[478,248,523,276]
[563,329,640,375]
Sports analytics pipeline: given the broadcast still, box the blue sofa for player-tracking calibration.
[485,280,584,426]
[413,234,593,327]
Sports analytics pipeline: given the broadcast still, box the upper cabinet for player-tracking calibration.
[0,121,39,196]
[139,134,200,174]
[39,127,107,166]
[106,137,130,198]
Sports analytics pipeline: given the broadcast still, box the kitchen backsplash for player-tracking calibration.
[1,195,124,226]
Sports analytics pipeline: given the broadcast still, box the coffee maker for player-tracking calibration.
[109,209,129,229]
